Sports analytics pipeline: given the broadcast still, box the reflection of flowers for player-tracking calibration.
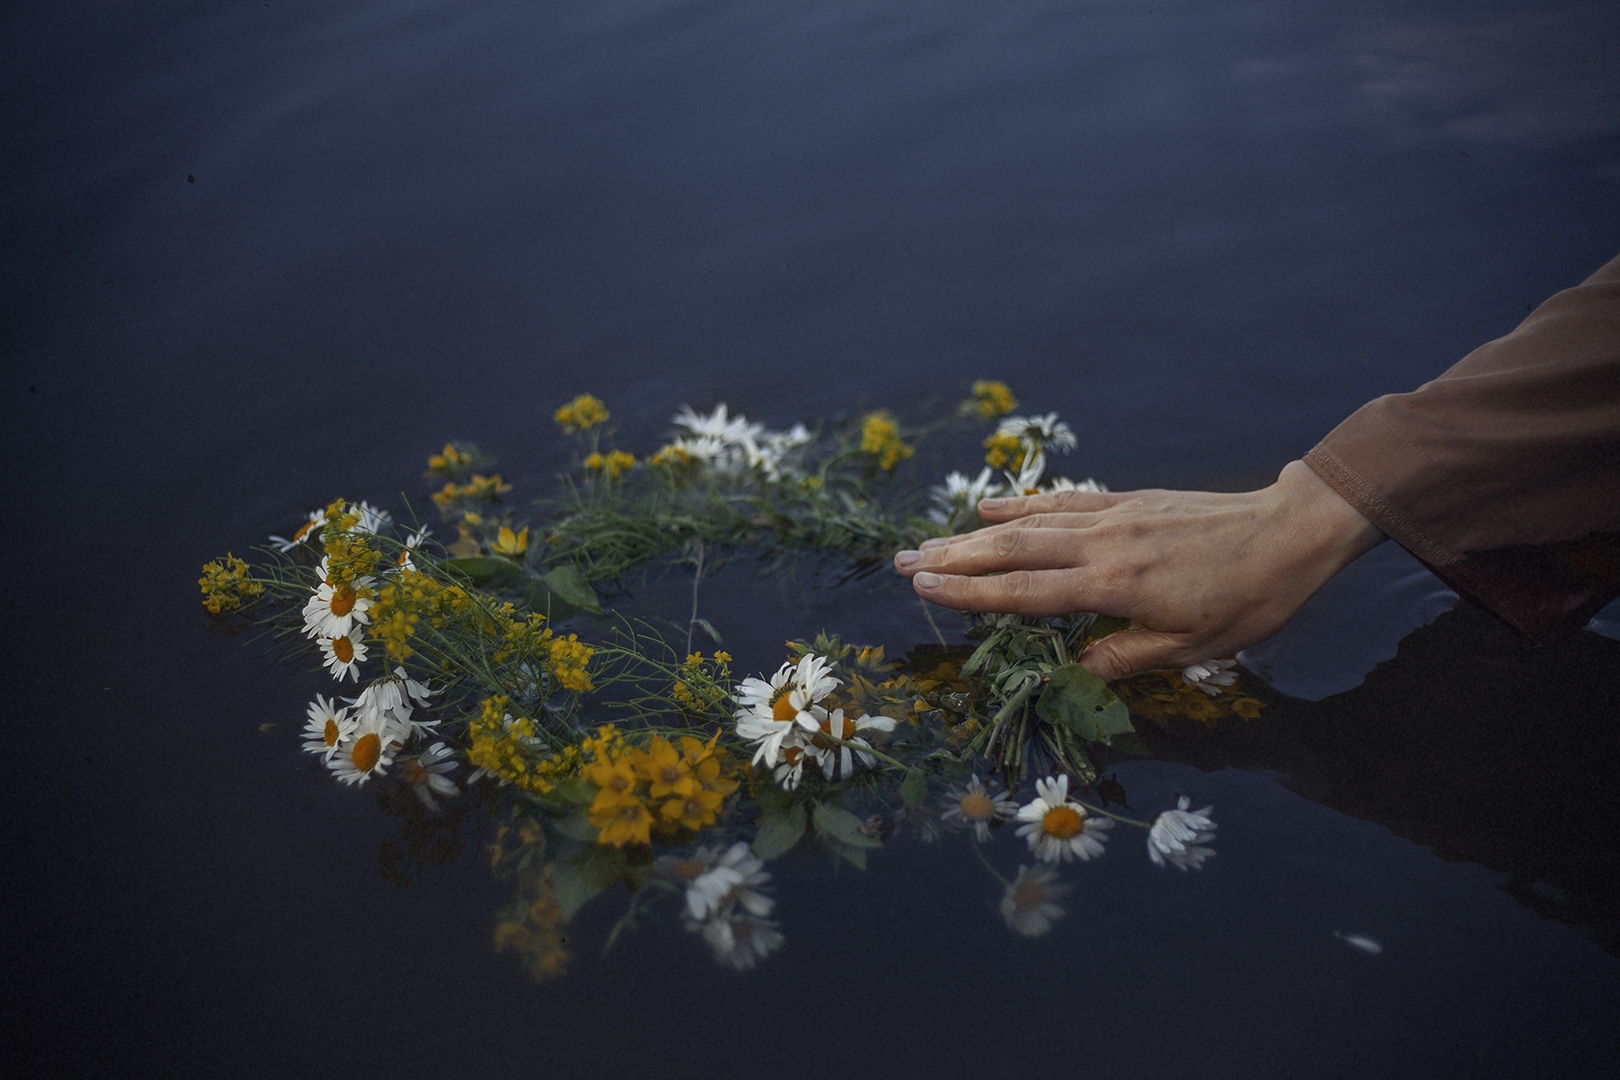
[665,842,784,971]
[1180,658,1239,696]
[941,773,1018,841]
[1000,864,1070,938]
[1147,797,1217,870]
[1016,774,1112,863]
[696,912,785,971]
[399,741,460,810]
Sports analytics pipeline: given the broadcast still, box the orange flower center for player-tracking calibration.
[1013,878,1045,912]
[331,637,354,663]
[1042,805,1084,839]
[782,746,802,765]
[330,583,357,617]
[401,759,428,786]
[669,859,707,879]
[323,718,340,747]
[770,685,799,725]
[959,791,996,820]
[351,732,381,773]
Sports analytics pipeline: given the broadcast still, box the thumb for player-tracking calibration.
[1078,629,1182,682]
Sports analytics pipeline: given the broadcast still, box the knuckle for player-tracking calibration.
[990,529,1025,558]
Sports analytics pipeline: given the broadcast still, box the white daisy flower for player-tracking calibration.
[1004,447,1049,496]
[679,842,775,922]
[352,500,392,534]
[927,467,1004,527]
[1043,476,1108,494]
[301,694,355,761]
[349,673,437,742]
[672,403,764,446]
[995,412,1076,453]
[940,773,1019,842]
[269,508,326,552]
[399,742,460,810]
[692,911,785,971]
[1147,797,1217,870]
[1181,658,1239,697]
[806,708,896,782]
[325,709,399,785]
[393,526,431,572]
[319,631,368,682]
[301,557,376,640]
[1000,864,1071,938]
[1015,774,1113,863]
[733,654,841,769]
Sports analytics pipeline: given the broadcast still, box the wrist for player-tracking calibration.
[1274,459,1385,576]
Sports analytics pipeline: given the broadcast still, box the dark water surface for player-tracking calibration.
[7,1,1620,1076]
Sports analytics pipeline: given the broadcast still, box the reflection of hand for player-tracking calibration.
[893,461,1385,681]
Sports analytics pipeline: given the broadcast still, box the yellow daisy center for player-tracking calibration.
[331,637,354,664]
[351,732,381,773]
[813,713,857,747]
[770,685,800,725]
[1012,878,1045,913]
[959,791,996,820]
[323,718,340,747]
[1042,805,1084,839]
[401,759,428,785]
[330,583,357,617]
[668,859,707,879]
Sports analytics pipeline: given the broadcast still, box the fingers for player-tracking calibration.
[977,489,1124,522]
[909,566,1120,619]
[1078,629,1184,681]
[897,523,1097,578]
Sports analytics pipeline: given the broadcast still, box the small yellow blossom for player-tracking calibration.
[426,442,476,477]
[584,449,635,480]
[491,525,529,557]
[965,380,1018,418]
[983,432,1027,470]
[554,394,610,433]
[861,411,913,471]
[198,553,264,614]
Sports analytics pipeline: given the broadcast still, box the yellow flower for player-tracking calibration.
[860,411,913,470]
[966,380,1017,418]
[584,449,635,480]
[426,442,475,476]
[198,553,264,614]
[554,394,610,433]
[491,525,529,557]
[983,432,1026,470]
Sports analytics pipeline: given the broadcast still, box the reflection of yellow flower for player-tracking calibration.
[584,449,635,480]
[966,380,1017,418]
[860,411,913,470]
[554,394,609,433]
[491,525,529,557]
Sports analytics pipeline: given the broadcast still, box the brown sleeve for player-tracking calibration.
[1305,253,1620,644]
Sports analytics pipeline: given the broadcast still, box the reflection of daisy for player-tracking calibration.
[1000,864,1071,938]
[1016,774,1112,863]
[1147,797,1217,870]
[806,708,896,781]
[941,773,1018,841]
[733,654,840,768]
[326,711,398,785]
[694,912,785,971]
[301,695,355,761]
[680,842,774,922]
[301,558,375,639]
[399,742,460,810]
[319,631,368,682]
[1181,658,1239,697]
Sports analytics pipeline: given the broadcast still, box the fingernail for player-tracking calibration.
[914,572,944,589]
[919,537,948,550]
[895,550,922,567]
[979,498,1005,510]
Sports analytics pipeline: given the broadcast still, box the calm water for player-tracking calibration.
[7,1,1620,1076]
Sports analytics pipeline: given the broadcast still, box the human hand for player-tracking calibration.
[893,461,1384,681]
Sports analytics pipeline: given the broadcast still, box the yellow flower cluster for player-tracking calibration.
[1115,676,1265,728]
[493,860,569,981]
[982,433,1027,471]
[198,553,265,614]
[429,474,513,517]
[648,444,695,471]
[583,728,739,848]
[554,394,609,433]
[367,566,476,660]
[671,651,733,716]
[426,442,476,477]
[466,695,579,795]
[584,449,635,480]
[319,500,384,585]
[546,632,595,693]
[966,380,1018,418]
[861,410,914,471]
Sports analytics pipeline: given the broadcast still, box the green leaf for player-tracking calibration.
[552,810,598,842]
[812,802,883,849]
[550,777,597,807]
[444,556,519,587]
[752,803,808,860]
[899,767,930,807]
[1036,663,1134,743]
[543,564,602,614]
